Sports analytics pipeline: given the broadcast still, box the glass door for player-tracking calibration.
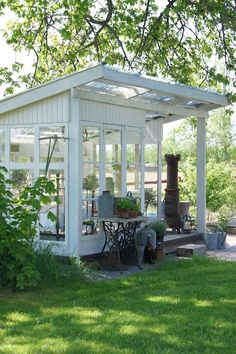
[105,127,122,196]
[82,125,100,235]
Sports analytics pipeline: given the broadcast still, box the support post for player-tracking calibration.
[197,117,206,234]
[68,89,81,256]
[157,118,163,220]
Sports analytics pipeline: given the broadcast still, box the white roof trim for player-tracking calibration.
[0,63,229,117]
[0,64,104,115]
[101,66,229,107]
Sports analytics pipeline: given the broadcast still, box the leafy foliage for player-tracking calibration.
[150,220,167,238]
[0,0,235,99]
[144,188,157,212]
[116,197,133,210]
[83,173,99,192]
[206,160,236,213]
[0,166,57,289]
[163,109,236,221]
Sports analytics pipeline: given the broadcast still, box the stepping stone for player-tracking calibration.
[177,243,206,258]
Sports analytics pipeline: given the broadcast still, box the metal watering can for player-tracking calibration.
[126,191,141,207]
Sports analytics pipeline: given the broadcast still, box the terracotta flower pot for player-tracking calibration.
[117,209,130,218]
[129,210,139,218]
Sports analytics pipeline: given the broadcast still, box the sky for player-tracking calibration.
[0,7,235,138]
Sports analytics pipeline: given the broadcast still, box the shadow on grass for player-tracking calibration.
[0,257,236,354]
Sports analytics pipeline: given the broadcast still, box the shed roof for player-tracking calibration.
[0,63,230,123]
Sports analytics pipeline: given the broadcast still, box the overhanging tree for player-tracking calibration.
[0,0,235,99]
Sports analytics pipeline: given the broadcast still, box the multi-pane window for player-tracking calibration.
[126,130,141,197]
[82,126,100,235]
[39,169,65,241]
[39,126,66,241]
[144,144,158,215]
[105,128,121,196]
[1,125,66,242]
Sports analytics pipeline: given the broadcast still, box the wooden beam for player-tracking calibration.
[76,89,209,118]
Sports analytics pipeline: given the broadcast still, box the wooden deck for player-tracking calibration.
[163,231,204,254]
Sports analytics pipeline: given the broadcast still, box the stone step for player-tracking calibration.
[176,243,206,258]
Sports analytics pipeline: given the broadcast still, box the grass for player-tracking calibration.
[0,256,236,354]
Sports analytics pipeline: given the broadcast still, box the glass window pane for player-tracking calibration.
[0,129,5,163]
[10,169,34,196]
[144,171,158,191]
[40,127,65,163]
[82,126,100,163]
[105,129,121,164]
[144,144,157,167]
[39,169,65,242]
[105,129,121,197]
[126,130,141,164]
[106,164,121,197]
[82,164,100,235]
[10,128,34,162]
[83,164,99,217]
[127,165,141,195]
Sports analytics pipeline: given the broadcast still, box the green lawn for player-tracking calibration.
[0,257,236,354]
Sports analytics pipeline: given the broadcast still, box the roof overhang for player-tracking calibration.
[0,63,230,122]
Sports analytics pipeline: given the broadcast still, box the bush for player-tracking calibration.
[0,166,57,290]
[35,246,87,287]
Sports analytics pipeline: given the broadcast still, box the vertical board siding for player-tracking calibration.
[80,99,145,128]
[144,119,162,143]
[0,92,69,125]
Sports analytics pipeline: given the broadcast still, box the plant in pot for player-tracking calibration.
[129,202,141,218]
[84,174,99,217]
[150,220,167,244]
[116,198,133,218]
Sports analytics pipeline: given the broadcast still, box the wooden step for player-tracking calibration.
[163,232,204,254]
[176,243,206,258]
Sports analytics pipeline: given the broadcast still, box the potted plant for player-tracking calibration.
[84,174,99,193]
[84,174,99,217]
[150,220,167,244]
[129,202,141,218]
[83,219,96,235]
[116,198,133,218]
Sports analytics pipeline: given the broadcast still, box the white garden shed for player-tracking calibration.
[0,64,229,257]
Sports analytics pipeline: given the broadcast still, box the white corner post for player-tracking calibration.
[68,88,81,257]
[157,118,163,220]
[196,116,207,234]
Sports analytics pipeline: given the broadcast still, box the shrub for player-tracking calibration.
[0,166,57,290]
[35,246,87,287]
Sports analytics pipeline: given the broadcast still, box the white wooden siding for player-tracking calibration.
[144,119,163,143]
[80,99,145,128]
[0,92,69,126]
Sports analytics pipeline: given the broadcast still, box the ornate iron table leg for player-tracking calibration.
[101,221,123,272]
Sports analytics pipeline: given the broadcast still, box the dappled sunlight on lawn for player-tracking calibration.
[193,299,214,307]
[1,257,236,353]
[147,295,180,304]
[5,311,32,323]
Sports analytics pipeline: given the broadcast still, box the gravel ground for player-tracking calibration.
[87,234,236,281]
[206,234,236,261]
